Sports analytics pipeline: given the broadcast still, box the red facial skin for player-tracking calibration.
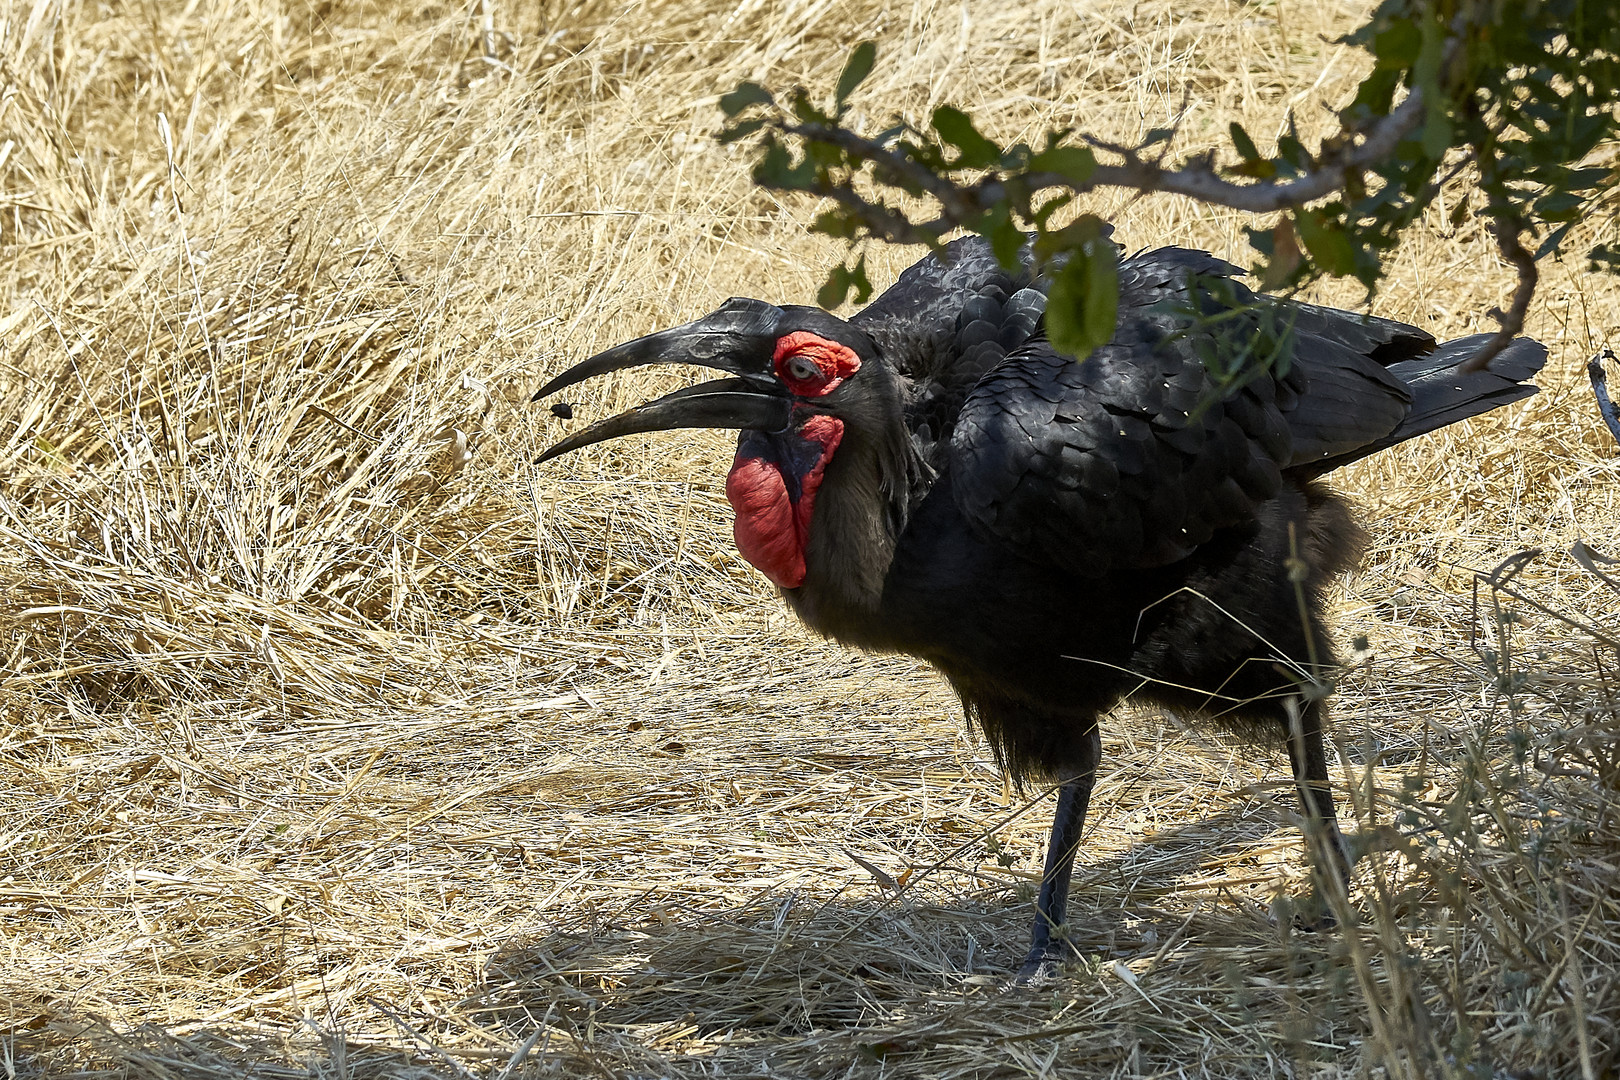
[771,332,860,395]
[724,333,860,588]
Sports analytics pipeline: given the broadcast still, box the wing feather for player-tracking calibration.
[877,241,1542,576]
[946,247,1434,575]
[853,237,1043,467]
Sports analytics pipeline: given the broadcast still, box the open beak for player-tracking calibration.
[535,377,792,463]
[532,298,791,463]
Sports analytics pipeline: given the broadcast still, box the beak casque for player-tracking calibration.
[532,298,794,463]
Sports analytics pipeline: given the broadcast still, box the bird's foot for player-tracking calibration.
[1010,941,1079,987]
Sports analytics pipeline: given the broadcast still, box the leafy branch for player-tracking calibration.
[719,0,1620,368]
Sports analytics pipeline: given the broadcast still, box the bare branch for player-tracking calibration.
[781,122,979,221]
[766,91,1428,223]
[809,183,947,246]
[1086,91,1426,213]
[1458,209,1538,373]
[1590,347,1620,449]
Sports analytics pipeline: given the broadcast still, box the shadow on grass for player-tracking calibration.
[463,801,1348,1076]
[10,804,1354,1079]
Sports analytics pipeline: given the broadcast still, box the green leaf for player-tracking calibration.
[1026,145,1096,186]
[1258,217,1304,289]
[1142,127,1176,147]
[931,105,1001,169]
[1413,9,1450,158]
[1348,66,1402,119]
[1030,213,1109,263]
[1030,192,1072,230]
[980,205,1024,270]
[1045,225,1118,358]
[720,82,774,117]
[1420,103,1452,160]
[1045,261,1088,358]
[816,255,872,308]
[1293,209,1356,276]
[1083,241,1119,348]
[835,42,877,111]
[1372,20,1421,67]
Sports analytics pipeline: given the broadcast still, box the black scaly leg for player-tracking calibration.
[1017,723,1102,981]
[1284,695,1352,918]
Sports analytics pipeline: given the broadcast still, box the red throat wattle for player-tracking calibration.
[725,414,844,588]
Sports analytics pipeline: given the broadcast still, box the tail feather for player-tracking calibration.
[1383,334,1547,435]
[1299,334,1547,477]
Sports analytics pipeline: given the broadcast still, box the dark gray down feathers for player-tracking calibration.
[851,237,1546,577]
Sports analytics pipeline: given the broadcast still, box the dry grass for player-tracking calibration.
[1,0,1618,1076]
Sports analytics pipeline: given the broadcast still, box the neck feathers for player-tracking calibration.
[783,415,928,648]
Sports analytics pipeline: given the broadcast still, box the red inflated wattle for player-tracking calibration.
[773,332,861,396]
[726,456,804,588]
[724,416,845,590]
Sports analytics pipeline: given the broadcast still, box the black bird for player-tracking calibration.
[532,238,1546,978]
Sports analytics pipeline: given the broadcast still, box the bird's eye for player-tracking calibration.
[785,355,823,384]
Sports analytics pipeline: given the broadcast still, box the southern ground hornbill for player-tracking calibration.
[532,238,1546,978]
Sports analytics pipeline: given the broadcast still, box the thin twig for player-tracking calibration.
[1458,210,1538,373]
[1589,347,1620,449]
[1571,541,1620,598]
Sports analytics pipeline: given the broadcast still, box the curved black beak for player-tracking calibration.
[531,298,785,402]
[535,377,793,463]
[533,298,793,464]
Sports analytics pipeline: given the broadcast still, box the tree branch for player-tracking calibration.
[1460,129,1540,373]
[1590,347,1620,450]
[770,90,1428,224]
[808,182,946,246]
[1456,212,1538,372]
[1078,90,1425,213]
[778,122,980,222]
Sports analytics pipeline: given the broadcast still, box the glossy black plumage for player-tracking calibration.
[535,236,1547,978]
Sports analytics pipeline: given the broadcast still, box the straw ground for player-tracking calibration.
[2,0,1618,1076]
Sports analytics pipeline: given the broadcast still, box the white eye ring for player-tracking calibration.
[785,355,822,383]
